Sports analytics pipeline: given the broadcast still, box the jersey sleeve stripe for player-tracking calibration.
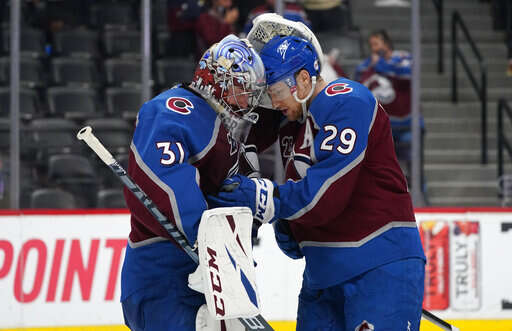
[188,116,222,164]
[298,221,418,248]
[130,141,189,241]
[128,236,169,249]
[283,97,377,221]
[285,149,366,221]
[368,97,378,133]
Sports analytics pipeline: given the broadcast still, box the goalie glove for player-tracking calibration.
[208,174,280,224]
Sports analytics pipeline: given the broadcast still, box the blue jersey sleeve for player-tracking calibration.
[277,80,378,225]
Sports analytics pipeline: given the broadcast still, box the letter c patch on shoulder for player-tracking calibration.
[166,97,194,115]
[325,82,353,96]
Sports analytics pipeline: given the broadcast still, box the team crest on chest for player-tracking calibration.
[166,97,194,114]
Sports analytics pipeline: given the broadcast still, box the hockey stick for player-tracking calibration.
[422,309,460,331]
[76,126,275,331]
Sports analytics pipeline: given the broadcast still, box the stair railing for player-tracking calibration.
[451,10,488,164]
[431,0,444,73]
[497,99,512,206]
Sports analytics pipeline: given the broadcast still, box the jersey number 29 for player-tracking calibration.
[320,125,356,154]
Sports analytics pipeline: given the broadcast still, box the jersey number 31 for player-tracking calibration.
[156,141,184,165]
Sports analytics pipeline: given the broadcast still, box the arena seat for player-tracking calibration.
[30,188,77,209]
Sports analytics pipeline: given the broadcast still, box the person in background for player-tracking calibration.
[167,0,202,58]
[242,0,311,36]
[354,29,424,190]
[195,0,239,60]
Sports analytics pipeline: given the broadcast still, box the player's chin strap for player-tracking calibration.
[292,76,317,121]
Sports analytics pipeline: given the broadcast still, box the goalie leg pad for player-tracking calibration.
[196,207,261,320]
[196,304,246,331]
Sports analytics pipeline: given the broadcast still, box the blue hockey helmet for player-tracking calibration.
[259,35,320,102]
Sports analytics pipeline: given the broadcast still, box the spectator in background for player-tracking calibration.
[299,0,349,33]
[195,0,239,60]
[167,0,202,58]
[243,0,311,36]
[354,30,424,187]
[236,0,265,33]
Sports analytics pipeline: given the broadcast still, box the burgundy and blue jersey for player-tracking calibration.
[121,85,244,303]
[124,85,241,248]
[250,78,425,289]
[354,50,412,121]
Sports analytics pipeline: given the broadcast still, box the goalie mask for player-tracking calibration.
[190,34,266,143]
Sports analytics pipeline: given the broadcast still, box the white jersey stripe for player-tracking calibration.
[130,142,189,241]
[285,99,378,221]
[298,221,417,248]
[188,116,222,164]
[128,236,169,248]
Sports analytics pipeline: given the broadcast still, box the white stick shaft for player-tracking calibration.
[77,126,116,166]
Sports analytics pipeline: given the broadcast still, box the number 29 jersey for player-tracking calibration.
[276,78,425,289]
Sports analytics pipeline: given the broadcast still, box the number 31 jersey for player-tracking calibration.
[124,86,241,249]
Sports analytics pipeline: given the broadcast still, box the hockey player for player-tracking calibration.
[354,29,425,186]
[120,34,265,331]
[209,35,426,331]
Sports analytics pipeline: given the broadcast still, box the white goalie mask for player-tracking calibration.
[190,35,266,143]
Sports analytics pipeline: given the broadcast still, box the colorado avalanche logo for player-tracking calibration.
[166,97,194,115]
[325,83,353,96]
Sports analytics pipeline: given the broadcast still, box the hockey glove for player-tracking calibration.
[208,174,280,224]
[273,219,304,259]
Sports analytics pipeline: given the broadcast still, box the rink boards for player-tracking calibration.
[0,208,512,330]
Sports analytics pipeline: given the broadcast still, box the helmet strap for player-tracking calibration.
[292,75,317,120]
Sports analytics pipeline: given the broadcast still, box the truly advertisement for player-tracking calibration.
[450,221,481,311]
[419,220,482,312]
[416,210,512,320]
